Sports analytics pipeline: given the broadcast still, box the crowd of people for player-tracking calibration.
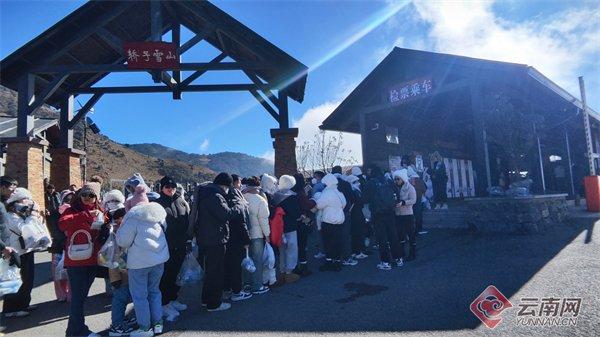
[0,159,437,337]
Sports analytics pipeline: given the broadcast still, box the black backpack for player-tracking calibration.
[370,179,397,214]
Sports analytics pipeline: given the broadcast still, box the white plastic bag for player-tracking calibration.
[20,217,51,251]
[176,252,204,286]
[54,253,68,281]
[97,231,118,268]
[0,259,22,296]
[262,242,275,269]
[241,248,256,273]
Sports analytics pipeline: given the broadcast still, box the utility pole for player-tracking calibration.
[579,76,595,176]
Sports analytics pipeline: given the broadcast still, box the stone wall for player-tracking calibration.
[4,141,46,208]
[464,194,569,233]
[271,128,298,177]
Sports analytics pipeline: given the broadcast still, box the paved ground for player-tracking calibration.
[3,209,599,337]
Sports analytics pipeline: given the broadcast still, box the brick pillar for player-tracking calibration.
[49,148,84,191]
[4,139,48,207]
[271,128,299,177]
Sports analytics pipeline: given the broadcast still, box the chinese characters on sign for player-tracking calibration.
[123,42,179,69]
[388,78,434,104]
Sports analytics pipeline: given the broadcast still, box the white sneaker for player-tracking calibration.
[169,300,187,311]
[231,291,253,301]
[4,311,29,317]
[377,262,392,270]
[313,252,326,259]
[418,230,428,235]
[441,204,448,209]
[354,252,368,259]
[162,304,179,322]
[396,258,404,267]
[130,328,154,337]
[153,321,163,334]
[342,258,358,266]
[207,302,231,312]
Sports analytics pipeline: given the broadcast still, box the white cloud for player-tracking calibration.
[410,1,600,100]
[293,101,362,165]
[199,138,210,153]
[260,150,275,162]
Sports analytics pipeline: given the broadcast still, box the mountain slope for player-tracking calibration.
[127,143,273,177]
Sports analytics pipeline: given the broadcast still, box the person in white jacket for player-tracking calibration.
[313,174,346,272]
[393,169,417,265]
[242,177,271,294]
[116,193,169,337]
[2,188,49,317]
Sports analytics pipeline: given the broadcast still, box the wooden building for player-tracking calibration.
[321,48,599,198]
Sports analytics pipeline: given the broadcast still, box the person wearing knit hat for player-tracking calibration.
[124,184,150,211]
[392,169,417,264]
[124,173,146,196]
[103,190,126,214]
[80,182,101,201]
[272,175,301,284]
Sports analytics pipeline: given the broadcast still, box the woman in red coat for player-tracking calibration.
[58,182,105,337]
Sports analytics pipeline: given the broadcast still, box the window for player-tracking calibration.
[385,126,399,144]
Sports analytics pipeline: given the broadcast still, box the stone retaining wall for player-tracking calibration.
[464,194,569,233]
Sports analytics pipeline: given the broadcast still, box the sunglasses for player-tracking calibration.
[80,193,97,199]
[164,185,177,189]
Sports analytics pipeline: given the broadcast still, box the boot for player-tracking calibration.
[284,273,300,283]
[272,273,286,287]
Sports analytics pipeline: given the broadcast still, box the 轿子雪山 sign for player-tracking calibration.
[124,42,179,69]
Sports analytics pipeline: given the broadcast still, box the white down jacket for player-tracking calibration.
[243,188,270,240]
[314,174,346,225]
[116,202,169,269]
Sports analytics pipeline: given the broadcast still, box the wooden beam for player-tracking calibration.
[36,1,134,66]
[27,73,69,115]
[179,53,227,88]
[249,89,279,121]
[76,84,267,94]
[150,0,162,83]
[32,62,270,74]
[59,95,74,148]
[178,26,213,54]
[17,74,35,137]
[244,70,278,106]
[68,93,103,129]
[171,21,181,99]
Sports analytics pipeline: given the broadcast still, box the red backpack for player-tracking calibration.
[269,207,285,247]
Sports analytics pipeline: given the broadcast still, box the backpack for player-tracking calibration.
[269,206,285,247]
[370,179,397,214]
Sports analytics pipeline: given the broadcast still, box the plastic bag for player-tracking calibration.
[20,217,52,251]
[0,259,22,296]
[97,231,119,268]
[262,242,275,269]
[176,252,204,286]
[54,253,68,281]
[241,248,256,273]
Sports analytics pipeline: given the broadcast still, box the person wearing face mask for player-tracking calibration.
[191,173,243,312]
[59,182,106,337]
[2,187,47,318]
[345,175,368,260]
[392,169,417,265]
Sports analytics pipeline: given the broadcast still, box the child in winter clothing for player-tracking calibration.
[116,190,169,337]
[313,174,346,272]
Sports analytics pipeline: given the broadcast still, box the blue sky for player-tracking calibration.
[1,0,598,163]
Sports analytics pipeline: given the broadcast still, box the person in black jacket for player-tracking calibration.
[291,172,316,276]
[223,175,252,302]
[191,173,242,312]
[272,175,302,284]
[157,176,191,320]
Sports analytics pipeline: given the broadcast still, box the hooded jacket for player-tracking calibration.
[242,186,270,240]
[226,188,251,246]
[157,192,191,250]
[116,202,169,269]
[393,169,417,216]
[314,174,347,225]
[192,183,243,247]
[273,188,301,233]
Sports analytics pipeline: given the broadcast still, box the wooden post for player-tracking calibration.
[579,77,595,175]
[278,89,289,129]
[470,84,491,196]
[150,0,162,83]
[17,74,35,137]
[59,95,74,148]
[171,21,181,99]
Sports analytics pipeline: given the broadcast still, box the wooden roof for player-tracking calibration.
[321,47,597,133]
[0,0,308,107]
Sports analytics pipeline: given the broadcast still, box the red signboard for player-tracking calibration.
[388,77,434,104]
[123,42,179,69]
